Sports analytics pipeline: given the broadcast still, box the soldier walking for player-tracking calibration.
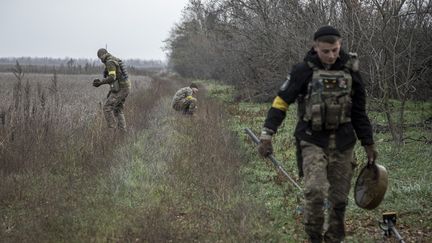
[257,26,378,243]
[171,83,199,115]
[93,48,131,131]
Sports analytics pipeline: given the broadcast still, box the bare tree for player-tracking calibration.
[166,0,432,117]
[341,0,432,144]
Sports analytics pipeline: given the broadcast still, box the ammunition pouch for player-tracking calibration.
[311,104,323,131]
[339,95,352,119]
[325,103,340,130]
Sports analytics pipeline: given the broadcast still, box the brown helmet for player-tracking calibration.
[354,163,388,210]
[97,48,108,59]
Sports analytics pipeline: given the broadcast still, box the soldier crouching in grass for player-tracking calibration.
[257,26,378,243]
[171,83,199,115]
[93,48,131,131]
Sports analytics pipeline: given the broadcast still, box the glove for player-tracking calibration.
[258,139,273,157]
[93,79,102,87]
[364,144,378,166]
[257,128,275,157]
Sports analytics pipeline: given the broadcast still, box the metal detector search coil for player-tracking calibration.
[354,163,388,210]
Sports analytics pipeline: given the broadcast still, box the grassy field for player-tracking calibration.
[0,72,276,242]
[0,71,430,242]
[204,80,432,242]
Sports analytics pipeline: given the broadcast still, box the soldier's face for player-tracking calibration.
[314,40,341,65]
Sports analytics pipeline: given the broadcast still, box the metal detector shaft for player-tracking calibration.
[244,128,302,191]
[388,221,405,243]
[391,227,405,243]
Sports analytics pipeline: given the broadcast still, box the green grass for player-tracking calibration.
[195,79,236,103]
[368,99,432,128]
[205,80,432,242]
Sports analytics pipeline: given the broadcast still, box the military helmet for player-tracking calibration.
[97,48,108,59]
[354,163,388,210]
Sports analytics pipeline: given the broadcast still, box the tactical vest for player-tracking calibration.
[301,61,353,131]
[104,56,131,91]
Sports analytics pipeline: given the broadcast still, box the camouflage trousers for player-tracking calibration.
[173,97,197,115]
[300,135,355,243]
[103,88,129,130]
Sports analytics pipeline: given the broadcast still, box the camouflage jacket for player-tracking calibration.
[172,87,193,106]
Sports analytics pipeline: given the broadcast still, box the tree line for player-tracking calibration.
[165,0,432,102]
[0,57,165,75]
[165,0,432,145]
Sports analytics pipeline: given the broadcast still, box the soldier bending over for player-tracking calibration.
[172,83,199,115]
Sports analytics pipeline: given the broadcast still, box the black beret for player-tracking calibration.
[314,26,341,40]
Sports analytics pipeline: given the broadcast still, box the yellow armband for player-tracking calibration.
[272,96,289,112]
[108,70,116,79]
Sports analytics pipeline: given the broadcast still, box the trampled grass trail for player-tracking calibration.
[114,78,276,242]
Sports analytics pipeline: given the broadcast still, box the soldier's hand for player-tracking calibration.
[257,128,275,157]
[258,138,273,157]
[93,79,102,87]
[364,144,378,166]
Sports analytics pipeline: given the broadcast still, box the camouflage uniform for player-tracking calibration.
[259,41,374,242]
[97,51,131,130]
[301,136,355,242]
[171,87,197,115]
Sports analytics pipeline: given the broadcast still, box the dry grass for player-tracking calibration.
[0,70,159,242]
[0,71,150,173]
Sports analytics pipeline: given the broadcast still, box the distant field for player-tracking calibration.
[0,72,151,114]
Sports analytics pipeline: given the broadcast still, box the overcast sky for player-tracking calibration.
[0,0,190,60]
